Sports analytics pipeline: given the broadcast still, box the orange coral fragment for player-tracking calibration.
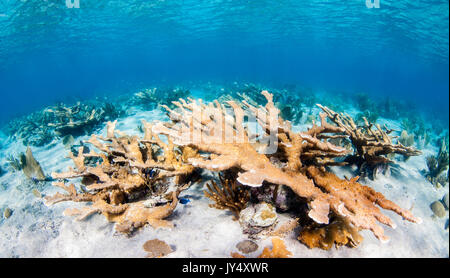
[257,237,292,258]
[230,237,292,258]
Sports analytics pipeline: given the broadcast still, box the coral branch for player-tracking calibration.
[317,104,422,164]
[154,90,420,243]
[45,120,196,234]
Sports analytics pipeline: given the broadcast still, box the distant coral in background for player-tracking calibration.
[45,120,197,234]
[355,92,373,112]
[231,237,292,258]
[132,86,191,110]
[425,138,449,188]
[5,101,123,147]
[153,90,421,243]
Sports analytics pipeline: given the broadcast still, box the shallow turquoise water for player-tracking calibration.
[0,0,448,123]
[0,1,449,258]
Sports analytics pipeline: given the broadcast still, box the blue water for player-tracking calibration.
[0,0,448,125]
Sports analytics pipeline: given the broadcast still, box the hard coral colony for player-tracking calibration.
[154,91,421,241]
[43,90,424,254]
[46,120,197,234]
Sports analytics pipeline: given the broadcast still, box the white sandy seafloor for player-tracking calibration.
[0,105,448,258]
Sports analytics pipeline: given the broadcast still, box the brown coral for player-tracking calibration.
[44,102,106,136]
[45,120,196,234]
[317,104,422,170]
[257,237,292,258]
[204,174,250,219]
[153,90,421,243]
[298,215,363,250]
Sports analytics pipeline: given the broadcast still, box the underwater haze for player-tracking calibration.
[0,0,448,123]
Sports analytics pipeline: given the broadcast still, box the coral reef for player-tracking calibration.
[399,130,415,147]
[298,215,363,250]
[317,104,422,178]
[152,90,421,243]
[444,193,449,210]
[204,173,250,219]
[32,189,42,198]
[5,101,123,147]
[45,120,197,234]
